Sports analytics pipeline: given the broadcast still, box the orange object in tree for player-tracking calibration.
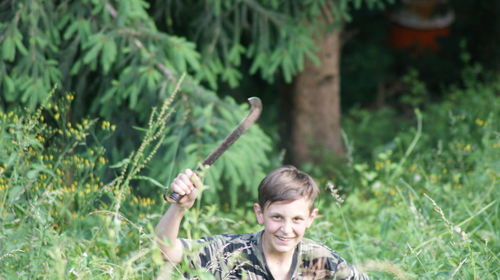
[390,25,450,52]
[389,0,454,53]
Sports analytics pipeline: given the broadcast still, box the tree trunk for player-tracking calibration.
[291,28,345,164]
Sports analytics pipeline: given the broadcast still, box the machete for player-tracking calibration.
[164,97,263,203]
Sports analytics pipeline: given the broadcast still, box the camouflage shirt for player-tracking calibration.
[180,231,369,280]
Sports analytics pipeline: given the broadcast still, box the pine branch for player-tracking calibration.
[105,1,174,81]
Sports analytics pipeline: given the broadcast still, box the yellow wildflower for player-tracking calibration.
[101,121,110,130]
[98,157,107,165]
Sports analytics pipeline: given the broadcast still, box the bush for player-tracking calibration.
[307,72,499,278]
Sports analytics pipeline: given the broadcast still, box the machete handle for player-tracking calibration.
[164,166,203,203]
[168,192,182,203]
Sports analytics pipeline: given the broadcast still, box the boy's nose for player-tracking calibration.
[280,221,292,234]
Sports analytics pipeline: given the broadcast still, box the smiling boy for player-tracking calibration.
[156,166,369,279]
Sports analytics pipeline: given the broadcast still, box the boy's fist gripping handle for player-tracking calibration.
[164,97,262,203]
[168,192,182,202]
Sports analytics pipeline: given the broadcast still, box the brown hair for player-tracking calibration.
[257,165,319,210]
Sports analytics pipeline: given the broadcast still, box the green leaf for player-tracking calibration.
[133,175,165,189]
[63,21,79,40]
[354,0,362,9]
[2,37,16,61]
[4,75,15,94]
[101,39,117,73]
[70,60,82,75]
[249,52,265,74]
[110,158,130,169]
[8,185,24,203]
[228,44,244,66]
[146,68,161,91]
[13,31,28,55]
[83,36,104,64]
[128,85,140,108]
[185,48,201,71]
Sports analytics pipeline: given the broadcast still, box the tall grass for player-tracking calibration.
[307,74,499,279]
[1,73,498,279]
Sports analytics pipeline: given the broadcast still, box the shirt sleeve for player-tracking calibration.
[179,235,227,269]
[298,239,370,280]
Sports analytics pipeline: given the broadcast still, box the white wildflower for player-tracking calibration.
[413,174,422,182]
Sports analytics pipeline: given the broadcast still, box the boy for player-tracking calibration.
[156,166,369,279]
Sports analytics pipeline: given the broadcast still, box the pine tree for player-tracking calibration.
[0,0,391,205]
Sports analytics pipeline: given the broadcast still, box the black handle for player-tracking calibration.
[168,192,182,203]
[164,167,201,203]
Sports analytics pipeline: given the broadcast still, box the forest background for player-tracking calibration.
[0,0,498,279]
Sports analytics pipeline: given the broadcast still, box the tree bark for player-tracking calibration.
[291,28,345,164]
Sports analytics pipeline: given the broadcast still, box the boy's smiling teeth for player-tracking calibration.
[276,236,294,241]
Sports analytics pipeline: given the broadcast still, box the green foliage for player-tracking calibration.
[0,86,192,278]
[0,82,272,278]
[306,71,499,278]
[0,92,132,278]
[2,69,497,279]
[342,106,405,159]
[400,68,428,108]
[0,0,393,111]
[0,0,394,208]
[1,0,279,207]
[156,0,393,85]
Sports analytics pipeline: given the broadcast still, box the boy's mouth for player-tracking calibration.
[275,235,295,242]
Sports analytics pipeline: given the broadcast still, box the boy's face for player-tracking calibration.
[253,198,318,256]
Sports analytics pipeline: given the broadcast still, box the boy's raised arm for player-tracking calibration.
[155,169,201,263]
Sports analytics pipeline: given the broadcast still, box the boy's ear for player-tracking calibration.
[253,203,264,225]
[306,208,319,228]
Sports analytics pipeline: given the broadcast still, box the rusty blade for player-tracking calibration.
[165,97,262,202]
[200,97,262,167]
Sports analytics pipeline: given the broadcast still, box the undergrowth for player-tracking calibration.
[1,72,498,279]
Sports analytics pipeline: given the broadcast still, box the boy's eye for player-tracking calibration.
[272,216,282,220]
[293,217,303,222]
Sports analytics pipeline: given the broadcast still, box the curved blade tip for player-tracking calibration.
[247,97,262,108]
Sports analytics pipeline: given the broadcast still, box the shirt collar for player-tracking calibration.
[252,230,301,279]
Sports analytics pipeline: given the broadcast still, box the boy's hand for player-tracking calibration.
[166,169,202,209]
